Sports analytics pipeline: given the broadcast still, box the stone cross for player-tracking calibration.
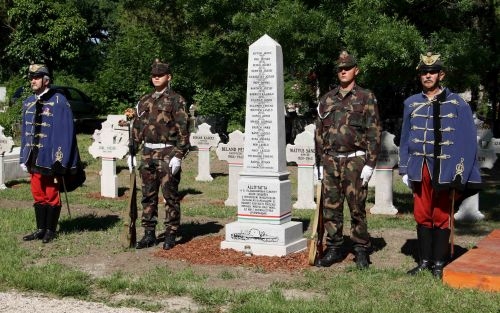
[0,125,14,189]
[190,123,220,182]
[216,130,245,206]
[88,115,129,198]
[286,124,316,209]
[370,131,398,215]
[220,34,306,256]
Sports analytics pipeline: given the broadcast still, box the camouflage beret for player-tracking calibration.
[336,51,357,68]
[151,59,171,75]
[416,52,444,71]
[28,63,50,77]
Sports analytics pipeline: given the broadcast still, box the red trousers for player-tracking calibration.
[30,173,61,207]
[412,163,451,229]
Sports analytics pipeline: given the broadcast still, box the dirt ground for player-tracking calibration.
[5,154,493,295]
[8,197,484,294]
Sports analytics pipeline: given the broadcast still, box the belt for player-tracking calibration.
[326,150,366,158]
[144,143,172,149]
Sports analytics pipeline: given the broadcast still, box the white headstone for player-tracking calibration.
[2,147,29,183]
[216,130,245,206]
[370,131,398,215]
[221,34,306,256]
[454,193,484,222]
[88,115,129,198]
[286,124,316,209]
[454,121,494,223]
[488,138,500,154]
[190,123,220,182]
[0,87,6,103]
[0,126,15,189]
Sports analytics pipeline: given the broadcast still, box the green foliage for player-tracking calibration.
[0,102,22,139]
[6,0,88,66]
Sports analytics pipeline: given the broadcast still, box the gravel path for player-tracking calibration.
[0,292,153,313]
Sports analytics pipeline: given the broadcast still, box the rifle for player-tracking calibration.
[121,115,137,248]
[308,170,325,265]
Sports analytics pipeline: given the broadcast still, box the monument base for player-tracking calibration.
[220,221,307,256]
[370,204,398,215]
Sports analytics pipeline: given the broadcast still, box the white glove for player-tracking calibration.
[360,165,374,186]
[314,165,323,181]
[402,174,412,188]
[169,156,181,175]
[127,155,136,172]
[20,164,28,172]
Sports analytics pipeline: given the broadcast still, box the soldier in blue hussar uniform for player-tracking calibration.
[20,63,80,243]
[399,52,482,278]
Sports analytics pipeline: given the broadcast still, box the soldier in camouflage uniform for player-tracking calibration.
[315,51,381,269]
[129,59,190,250]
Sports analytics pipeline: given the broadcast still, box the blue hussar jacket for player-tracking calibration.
[398,87,482,191]
[20,88,79,176]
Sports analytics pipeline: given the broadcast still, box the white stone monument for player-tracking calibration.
[220,34,307,256]
[88,115,129,198]
[286,124,316,209]
[370,131,398,215]
[0,126,15,189]
[454,129,497,222]
[216,130,245,206]
[190,123,220,182]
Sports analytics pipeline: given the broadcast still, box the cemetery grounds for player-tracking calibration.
[0,134,499,313]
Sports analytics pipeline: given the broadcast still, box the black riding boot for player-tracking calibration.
[163,233,176,250]
[432,228,451,279]
[42,206,61,243]
[353,246,370,269]
[315,246,344,267]
[136,228,156,249]
[23,203,47,241]
[407,225,433,275]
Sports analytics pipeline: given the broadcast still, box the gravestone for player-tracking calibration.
[2,147,29,183]
[220,34,306,256]
[190,123,220,182]
[88,115,129,198]
[370,131,398,215]
[216,130,245,206]
[454,129,496,222]
[0,126,15,189]
[286,124,316,209]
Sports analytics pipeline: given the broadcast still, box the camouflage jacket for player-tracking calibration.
[132,88,190,159]
[315,84,381,168]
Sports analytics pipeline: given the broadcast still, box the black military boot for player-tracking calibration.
[407,225,434,275]
[136,229,156,249]
[42,206,61,243]
[353,246,370,269]
[23,203,47,241]
[315,246,344,267]
[163,233,176,250]
[432,228,451,279]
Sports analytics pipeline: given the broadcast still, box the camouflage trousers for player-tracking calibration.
[322,153,370,249]
[139,147,181,234]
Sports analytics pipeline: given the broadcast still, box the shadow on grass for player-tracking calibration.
[157,221,224,244]
[179,187,203,200]
[5,179,30,188]
[59,213,120,233]
[211,172,228,179]
[400,238,469,263]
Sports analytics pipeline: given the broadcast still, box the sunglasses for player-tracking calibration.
[419,69,440,75]
[337,66,355,72]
